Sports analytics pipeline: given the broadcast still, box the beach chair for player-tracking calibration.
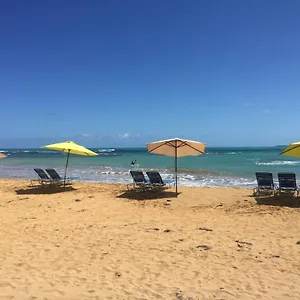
[45,168,62,181]
[128,170,151,190]
[45,168,71,185]
[146,171,174,188]
[253,172,276,196]
[31,168,52,186]
[278,173,299,196]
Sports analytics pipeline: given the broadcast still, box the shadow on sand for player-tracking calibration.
[252,193,300,208]
[117,189,179,200]
[16,185,76,195]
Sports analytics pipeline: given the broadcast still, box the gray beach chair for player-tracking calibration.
[253,172,276,195]
[278,173,299,196]
[146,171,174,188]
[128,170,151,190]
[31,168,52,186]
[45,168,71,185]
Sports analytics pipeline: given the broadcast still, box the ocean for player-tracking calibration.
[0,146,298,187]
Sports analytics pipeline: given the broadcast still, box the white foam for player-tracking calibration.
[0,165,287,188]
[256,160,300,166]
[98,149,115,152]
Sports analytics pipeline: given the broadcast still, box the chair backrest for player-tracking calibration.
[130,171,147,184]
[146,171,164,185]
[255,172,274,188]
[278,173,297,189]
[34,168,50,180]
[45,168,61,180]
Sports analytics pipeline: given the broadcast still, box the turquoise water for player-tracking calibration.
[0,146,298,187]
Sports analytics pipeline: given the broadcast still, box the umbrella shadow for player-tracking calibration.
[117,189,179,200]
[16,185,76,195]
[251,193,300,208]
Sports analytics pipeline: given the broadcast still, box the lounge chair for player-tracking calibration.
[45,168,62,181]
[253,172,276,195]
[31,168,53,186]
[146,171,174,188]
[45,168,71,185]
[278,173,299,196]
[128,170,151,190]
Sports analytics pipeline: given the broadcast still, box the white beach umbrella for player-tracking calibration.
[146,138,206,194]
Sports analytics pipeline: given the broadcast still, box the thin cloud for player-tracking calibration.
[81,133,92,138]
[119,133,130,139]
[263,109,272,114]
[91,133,141,140]
[117,133,141,139]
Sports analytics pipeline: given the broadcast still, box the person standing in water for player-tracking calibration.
[131,159,136,167]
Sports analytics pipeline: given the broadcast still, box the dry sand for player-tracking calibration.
[0,179,300,300]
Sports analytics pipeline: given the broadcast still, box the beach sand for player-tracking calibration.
[0,179,300,299]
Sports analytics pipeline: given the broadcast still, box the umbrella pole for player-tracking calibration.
[175,140,178,195]
[64,150,70,187]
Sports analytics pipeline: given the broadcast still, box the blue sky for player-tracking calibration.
[1,0,300,148]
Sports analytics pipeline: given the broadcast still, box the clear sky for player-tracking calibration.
[1,0,300,148]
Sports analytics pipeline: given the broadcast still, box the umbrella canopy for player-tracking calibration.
[146,138,206,194]
[43,141,97,156]
[280,142,300,158]
[43,141,98,185]
[0,153,7,159]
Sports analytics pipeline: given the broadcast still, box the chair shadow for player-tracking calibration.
[251,193,300,208]
[117,189,179,200]
[16,185,76,195]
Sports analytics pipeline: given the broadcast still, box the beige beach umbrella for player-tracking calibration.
[0,153,7,159]
[42,141,98,186]
[146,138,206,194]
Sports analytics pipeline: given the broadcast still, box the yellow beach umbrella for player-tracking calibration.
[146,138,206,194]
[280,142,300,158]
[43,141,98,185]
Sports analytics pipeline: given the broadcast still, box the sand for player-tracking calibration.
[0,179,300,300]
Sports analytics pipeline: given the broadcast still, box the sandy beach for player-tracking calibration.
[0,179,300,300]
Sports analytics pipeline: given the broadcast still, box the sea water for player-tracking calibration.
[0,146,298,187]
